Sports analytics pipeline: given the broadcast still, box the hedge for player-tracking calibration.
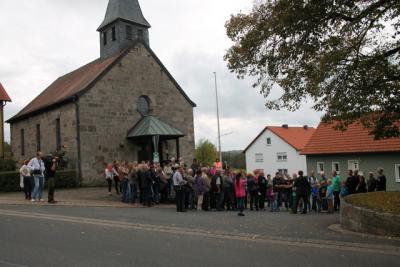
[0,159,17,172]
[0,170,79,193]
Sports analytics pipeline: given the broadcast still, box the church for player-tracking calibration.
[7,0,196,185]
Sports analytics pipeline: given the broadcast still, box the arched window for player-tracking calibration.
[137,96,151,116]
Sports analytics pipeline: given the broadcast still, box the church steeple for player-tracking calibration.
[98,0,151,58]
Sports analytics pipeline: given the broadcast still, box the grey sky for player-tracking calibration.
[0,0,322,151]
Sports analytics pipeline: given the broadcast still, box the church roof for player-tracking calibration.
[97,0,151,31]
[7,42,196,123]
[0,82,12,102]
[127,116,184,138]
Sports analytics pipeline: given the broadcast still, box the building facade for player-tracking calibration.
[244,125,315,176]
[7,0,196,185]
[302,122,400,191]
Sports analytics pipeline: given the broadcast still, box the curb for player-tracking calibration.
[328,224,400,241]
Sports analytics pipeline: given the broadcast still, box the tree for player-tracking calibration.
[225,0,400,139]
[195,139,217,167]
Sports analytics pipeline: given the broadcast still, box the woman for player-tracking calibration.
[356,174,367,193]
[128,163,138,204]
[112,160,120,195]
[20,160,32,200]
[105,163,117,195]
[235,172,247,216]
[194,169,204,211]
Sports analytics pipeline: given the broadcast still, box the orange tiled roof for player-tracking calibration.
[301,122,400,155]
[0,82,11,102]
[7,51,125,123]
[244,126,316,152]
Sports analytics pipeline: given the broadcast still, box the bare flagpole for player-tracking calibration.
[213,72,222,163]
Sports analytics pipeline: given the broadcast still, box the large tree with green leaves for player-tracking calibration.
[225,0,400,139]
[195,139,217,167]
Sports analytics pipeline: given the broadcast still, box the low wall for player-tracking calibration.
[341,199,400,237]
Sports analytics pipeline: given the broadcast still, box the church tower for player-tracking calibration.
[97,0,151,58]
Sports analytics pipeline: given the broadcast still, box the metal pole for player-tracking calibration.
[213,72,222,163]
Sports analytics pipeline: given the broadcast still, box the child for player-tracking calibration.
[267,183,276,212]
[340,181,348,198]
[235,172,247,216]
[326,180,334,213]
[311,182,320,212]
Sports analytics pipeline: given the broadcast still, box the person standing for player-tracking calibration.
[190,159,200,174]
[105,163,117,195]
[214,170,225,211]
[356,173,368,193]
[19,160,32,200]
[194,169,204,211]
[326,180,334,213]
[45,155,58,204]
[258,172,268,210]
[28,152,46,202]
[367,172,377,192]
[235,172,247,216]
[247,174,259,211]
[112,160,120,195]
[331,171,341,212]
[173,166,187,212]
[292,170,310,214]
[376,168,387,191]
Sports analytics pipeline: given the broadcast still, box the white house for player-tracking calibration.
[244,125,315,176]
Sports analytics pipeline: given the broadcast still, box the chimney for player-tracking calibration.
[303,125,309,130]
[282,124,289,129]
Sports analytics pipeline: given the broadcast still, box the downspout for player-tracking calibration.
[73,96,82,186]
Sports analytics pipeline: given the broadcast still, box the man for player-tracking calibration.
[367,172,377,192]
[214,170,225,211]
[376,168,387,191]
[331,171,341,212]
[346,170,358,195]
[190,158,200,174]
[28,152,46,202]
[293,170,311,214]
[173,166,187,212]
[44,154,58,204]
[272,172,282,211]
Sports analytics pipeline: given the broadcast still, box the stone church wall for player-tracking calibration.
[10,103,78,169]
[78,43,195,184]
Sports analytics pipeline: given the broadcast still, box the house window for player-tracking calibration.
[126,25,132,40]
[103,32,107,45]
[255,153,264,163]
[138,29,144,39]
[56,118,61,151]
[277,152,287,162]
[317,162,325,173]
[332,162,340,174]
[278,169,288,175]
[266,137,271,146]
[348,160,359,171]
[137,96,151,116]
[20,129,25,156]
[112,27,116,41]
[395,164,400,183]
[36,124,41,152]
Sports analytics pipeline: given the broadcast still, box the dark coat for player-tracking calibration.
[293,176,310,196]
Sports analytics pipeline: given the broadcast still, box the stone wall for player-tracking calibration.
[10,103,78,168]
[78,43,195,184]
[341,199,400,237]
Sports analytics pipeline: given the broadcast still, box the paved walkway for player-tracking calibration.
[0,187,165,208]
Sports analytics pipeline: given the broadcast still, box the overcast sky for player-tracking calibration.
[0,0,322,151]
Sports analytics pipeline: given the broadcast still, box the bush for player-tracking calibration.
[0,159,17,172]
[0,170,79,192]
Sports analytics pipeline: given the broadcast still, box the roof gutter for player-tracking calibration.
[73,95,82,186]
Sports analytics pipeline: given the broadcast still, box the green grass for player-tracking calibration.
[345,191,400,215]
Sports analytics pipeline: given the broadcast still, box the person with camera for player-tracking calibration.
[45,155,58,204]
[28,152,46,202]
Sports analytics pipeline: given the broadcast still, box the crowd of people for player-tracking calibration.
[19,151,59,204]
[104,158,388,215]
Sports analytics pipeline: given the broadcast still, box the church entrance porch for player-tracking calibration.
[127,116,184,163]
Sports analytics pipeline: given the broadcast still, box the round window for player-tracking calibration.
[137,96,150,116]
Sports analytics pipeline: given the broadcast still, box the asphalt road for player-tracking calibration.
[0,205,399,267]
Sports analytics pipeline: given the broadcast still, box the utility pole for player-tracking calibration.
[213,72,222,163]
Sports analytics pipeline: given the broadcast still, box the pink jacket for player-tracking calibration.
[235,179,247,198]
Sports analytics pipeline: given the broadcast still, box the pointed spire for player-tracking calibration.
[97,0,151,31]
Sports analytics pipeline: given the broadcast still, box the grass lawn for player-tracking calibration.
[345,191,400,215]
